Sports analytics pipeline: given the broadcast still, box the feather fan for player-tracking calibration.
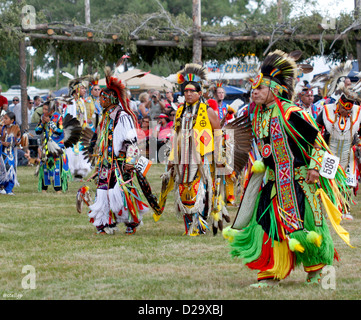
[62,114,82,148]
[224,114,253,174]
[80,127,96,162]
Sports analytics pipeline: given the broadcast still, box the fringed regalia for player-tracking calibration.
[85,74,102,132]
[36,112,72,192]
[317,103,361,189]
[84,67,161,235]
[158,63,229,236]
[170,102,215,235]
[0,124,21,193]
[209,80,237,207]
[65,78,92,179]
[314,62,361,200]
[87,105,149,234]
[223,50,353,284]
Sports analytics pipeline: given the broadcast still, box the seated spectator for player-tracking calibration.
[17,148,31,166]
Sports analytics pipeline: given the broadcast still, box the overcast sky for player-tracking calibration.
[291,0,354,17]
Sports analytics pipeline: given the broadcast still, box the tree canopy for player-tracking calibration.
[0,0,359,88]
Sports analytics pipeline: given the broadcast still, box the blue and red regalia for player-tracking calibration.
[36,111,71,192]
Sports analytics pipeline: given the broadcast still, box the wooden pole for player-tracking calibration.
[355,0,361,71]
[277,0,283,23]
[56,54,60,90]
[19,38,28,132]
[85,0,91,26]
[18,0,28,132]
[25,33,221,47]
[192,0,202,64]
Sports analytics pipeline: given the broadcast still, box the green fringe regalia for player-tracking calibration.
[223,50,353,283]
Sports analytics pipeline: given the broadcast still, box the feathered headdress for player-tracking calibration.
[103,66,138,126]
[68,75,92,96]
[207,79,229,98]
[88,73,100,94]
[104,66,127,108]
[252,50,300,101]
[295,80,314,97]
[177,63,207,86]
[335,81,361,107]
[311,60,353,97]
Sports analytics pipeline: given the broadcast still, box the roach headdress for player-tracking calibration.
[103,66,138,126]
[177,63,207,94]
[208,79,229,98]
[252,50,299,101]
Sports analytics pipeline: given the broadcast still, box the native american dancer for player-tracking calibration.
[77,67,161,235]
[84,74,102,132]
[156,64,230,236]
[295,82,320,120]
[315,62,361,220]
[35,100,82,193]
[0,112,22,194]
[64,77,92,179]
[223,50,353,288]
[205,80,240,207]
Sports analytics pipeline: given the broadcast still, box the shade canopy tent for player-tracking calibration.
[223,85,247,105]
[98,68,174,94]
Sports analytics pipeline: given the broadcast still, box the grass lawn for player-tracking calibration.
[0,164,360,300]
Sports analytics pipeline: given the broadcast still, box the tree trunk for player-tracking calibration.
[192,0,202,65]
[85,0,91,26]
[19,38,28,133]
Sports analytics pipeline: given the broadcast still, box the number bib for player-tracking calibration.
[345,165,357,187]
[319,152,339,180]
[135,156,152,177]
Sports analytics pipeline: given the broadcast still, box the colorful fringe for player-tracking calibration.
[229,187,336,281]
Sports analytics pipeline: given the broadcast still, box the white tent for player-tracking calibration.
[99,68,174,93]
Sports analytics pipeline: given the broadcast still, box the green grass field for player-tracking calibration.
[1,164,360,300]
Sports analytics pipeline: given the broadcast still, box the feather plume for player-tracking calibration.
[288,50,303,61]
[124,71,150,82]
[336,82,361,103]
[298,63,313,74]
[311,60,353,97]
[60,71,74,80]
